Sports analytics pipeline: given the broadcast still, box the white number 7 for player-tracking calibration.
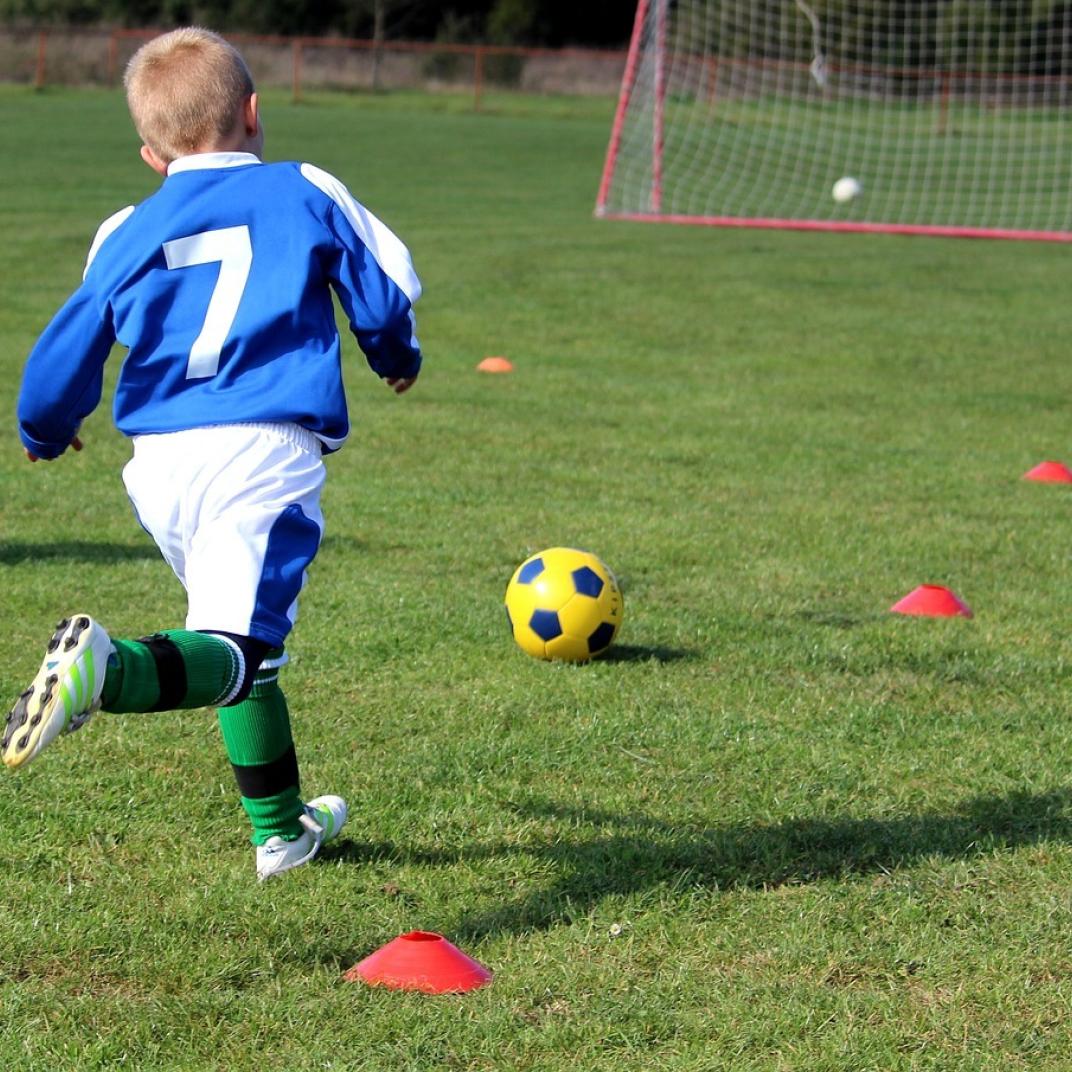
[163,225,252,380]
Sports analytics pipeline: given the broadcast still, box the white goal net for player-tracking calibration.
[596,0,1072,240]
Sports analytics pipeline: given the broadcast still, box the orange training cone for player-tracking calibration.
[343,931,492,994]
[477,356,514,373]
[1023,461,1072,484]
[890,584,973,618]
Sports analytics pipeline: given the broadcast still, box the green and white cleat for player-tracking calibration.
[255,795,348,881]
[2,615,112,770]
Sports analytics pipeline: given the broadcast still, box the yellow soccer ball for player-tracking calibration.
[504,547,623,661]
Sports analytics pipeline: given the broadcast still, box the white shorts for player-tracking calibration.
[122,422,326,648]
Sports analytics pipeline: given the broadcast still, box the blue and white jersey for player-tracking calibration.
[18,152,422,459]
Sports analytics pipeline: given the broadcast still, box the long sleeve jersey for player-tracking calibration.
[18,152,423,458]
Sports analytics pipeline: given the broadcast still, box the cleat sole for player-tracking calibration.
[2,615,111,770]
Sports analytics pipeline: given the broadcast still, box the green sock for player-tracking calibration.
[217,669,304,846]
[101,631,241,713]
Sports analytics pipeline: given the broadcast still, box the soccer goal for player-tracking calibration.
[596,0,1072,240]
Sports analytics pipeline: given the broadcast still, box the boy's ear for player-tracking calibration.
[244,93,260,136]
[139,144,169,176]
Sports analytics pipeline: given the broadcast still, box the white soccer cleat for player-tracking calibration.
[255,794,348,881]
[2,615,112,770]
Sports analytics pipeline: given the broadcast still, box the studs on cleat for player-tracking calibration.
[2,689,33,753]
[47,620,69,653]
[64,619,88,651]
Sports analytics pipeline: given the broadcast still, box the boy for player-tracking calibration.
[3,28,423,880]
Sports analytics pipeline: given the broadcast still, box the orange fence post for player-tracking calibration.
[292,38,303,103]
[937,69,951,135]
[705,54,718,104]
[107,30,119,85]
[34,30,47,89]
[474,45,484,111]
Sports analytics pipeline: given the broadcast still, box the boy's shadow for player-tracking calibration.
[330,787,1072,942]
[0,541,160,565]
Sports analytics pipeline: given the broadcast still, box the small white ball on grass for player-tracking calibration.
[832,176,862,203]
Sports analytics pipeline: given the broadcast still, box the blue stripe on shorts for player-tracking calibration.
[251,503,323,647]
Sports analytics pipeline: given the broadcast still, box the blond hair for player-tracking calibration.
[124,27,254,164]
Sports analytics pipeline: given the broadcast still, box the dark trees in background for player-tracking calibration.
[0,0,638,48]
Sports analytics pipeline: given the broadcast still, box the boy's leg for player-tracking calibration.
[10,425,346,872]
[215,652,305,845]
[3,621,257,769]
[3,618,338,862]
[218,657,347,879]
[103,629,251,712]
[107,630,311,848]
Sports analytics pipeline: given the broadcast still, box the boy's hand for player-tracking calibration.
[25,435,83,463]
[384,375,418,395]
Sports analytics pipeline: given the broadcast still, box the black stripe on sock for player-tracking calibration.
[137,634,187,712]
[231,743,300,800]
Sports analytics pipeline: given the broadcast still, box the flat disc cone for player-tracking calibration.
[477,356,514,373]
[343,931,492,993]
[890,584,972,618]
[1023,461,1072,484]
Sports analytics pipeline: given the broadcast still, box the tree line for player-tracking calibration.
[0,0,637,48]
[9,0,1071,72]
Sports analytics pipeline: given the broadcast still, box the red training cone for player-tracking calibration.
[477,356,514,373]
[1023,461,1072,484]
[343,931,492,994]
[890,584,973,618]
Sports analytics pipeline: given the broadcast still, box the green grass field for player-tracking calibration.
[4,84,1072,1070]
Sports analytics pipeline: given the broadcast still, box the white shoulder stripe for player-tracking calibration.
[84,205,135,280]
[299,163,422,304]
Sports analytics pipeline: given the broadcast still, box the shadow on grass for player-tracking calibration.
[790,608,889,629]
[317,534,368,554]
[601,643,698,664]
[330,788,1072,941]
[0,534,367,566]
[0,541,160,565]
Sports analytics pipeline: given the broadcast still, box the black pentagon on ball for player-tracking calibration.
[571,566,604,598]
[587,621,616,654]
[517,557,545,585]
[529,609,563,641]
